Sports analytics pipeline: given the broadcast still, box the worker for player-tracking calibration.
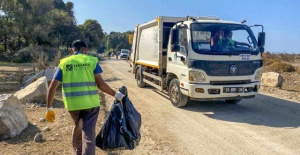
[45,40,124,155]
[211,30,251,49]
[211,30,224,47]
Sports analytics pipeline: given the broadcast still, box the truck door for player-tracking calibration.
[167,27,189,81]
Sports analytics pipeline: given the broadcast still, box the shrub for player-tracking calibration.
[87,51,100,60]
[53,51,61,66]
[30,47,49,71]
[275,52,296,62]
[269,62,295,73]
[0,54,9,62]
[263,58,280,66]
[12,47,33,63]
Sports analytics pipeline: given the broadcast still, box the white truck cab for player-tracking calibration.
[130,16,265,107]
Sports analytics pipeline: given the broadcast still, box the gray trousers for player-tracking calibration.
[69,107,100,155]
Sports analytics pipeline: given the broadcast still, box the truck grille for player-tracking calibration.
[210,80,250,85]
[191,60,262,76]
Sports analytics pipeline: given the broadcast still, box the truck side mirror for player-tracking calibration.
[257,32,265,53]
[171,28,179,45]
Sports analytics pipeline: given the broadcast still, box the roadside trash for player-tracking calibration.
[96,86,141,150]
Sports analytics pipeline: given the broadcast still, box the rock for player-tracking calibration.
[21,68,55,88]
[30,104,36,109]
[39,118,46,122]
[261,72,284,87]
[34,133,43,142]
[14,76,49,103]
[42,127,50,132]
[0,94,28,140]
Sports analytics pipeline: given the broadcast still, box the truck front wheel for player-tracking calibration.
[168,79,188,108]
[136,68,146,88]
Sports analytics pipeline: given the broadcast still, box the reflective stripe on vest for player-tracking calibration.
[63,82,97,88]
[59,54,100,111]
[63,90,98,97]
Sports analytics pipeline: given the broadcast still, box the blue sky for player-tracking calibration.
[64,0,300,53]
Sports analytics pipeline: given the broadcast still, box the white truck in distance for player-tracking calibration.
[130,16,265,107]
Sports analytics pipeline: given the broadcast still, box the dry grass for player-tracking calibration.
[262,58,280,66]
[262,52,300,92]
[53,51,61,66]
[296,66,300,74]
[262,52,300,62]
[268,62,295,73]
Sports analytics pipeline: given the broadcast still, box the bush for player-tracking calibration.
[12,47,33,63]
[53,51,61,66]
[30,46,49,71]
[0,54,9,62]
[263,58,280,66]
[88,51,100,60]
[276,53,296,62]
[269,62,295,73]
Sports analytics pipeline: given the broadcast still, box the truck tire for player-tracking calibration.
[136,68,146,88]
[168,79,188,108]
[225,99,241,104]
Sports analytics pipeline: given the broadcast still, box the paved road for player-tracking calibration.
[100,58,300,155]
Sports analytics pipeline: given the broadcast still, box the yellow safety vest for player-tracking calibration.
[218,38,234,46]
[59,54,100,111]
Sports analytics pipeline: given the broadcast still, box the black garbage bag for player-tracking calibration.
[122,97,141,144]
[96,86,141,150]
[95,101,128,150]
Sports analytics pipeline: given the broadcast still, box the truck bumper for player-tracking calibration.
[180,82,260,101]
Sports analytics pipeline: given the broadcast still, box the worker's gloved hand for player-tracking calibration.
[45,107,55,123]
[114,92,125,101]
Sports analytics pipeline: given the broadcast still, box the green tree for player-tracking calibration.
[0,0,16,54]
[52,0,65,10]
[78,19,104,50]
[107,31,132,52]
[48,9,77,48]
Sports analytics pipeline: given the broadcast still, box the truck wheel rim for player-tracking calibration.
[170,84,179,102]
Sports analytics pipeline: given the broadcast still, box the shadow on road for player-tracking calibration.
[1,122,41,144]
[104,77,122,82]
[182,94,300,128]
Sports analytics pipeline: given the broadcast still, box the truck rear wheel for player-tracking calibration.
[225,99,241,104]
[168,79,188,108]
[136,68,146,88]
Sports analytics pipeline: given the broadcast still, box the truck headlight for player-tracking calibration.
[255,70,261,80]
[189,71,206,82]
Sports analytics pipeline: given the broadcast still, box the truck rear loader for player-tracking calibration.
[130,16,266,107]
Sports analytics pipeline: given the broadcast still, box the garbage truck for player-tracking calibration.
[130,16,265,107]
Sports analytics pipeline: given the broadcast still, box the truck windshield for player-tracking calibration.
[190,23,259,55]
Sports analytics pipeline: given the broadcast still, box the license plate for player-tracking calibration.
[223,87,243,93]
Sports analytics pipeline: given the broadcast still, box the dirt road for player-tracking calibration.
[1,58,300,155]
[102,58,300,155]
